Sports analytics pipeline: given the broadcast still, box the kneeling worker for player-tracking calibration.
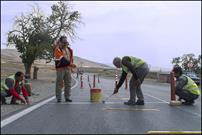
[172,66,200,105]
[1,71,30,104]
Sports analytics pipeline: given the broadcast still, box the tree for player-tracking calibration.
[171,54,201,74]
[171,57,181,67]
[7,1,82,78]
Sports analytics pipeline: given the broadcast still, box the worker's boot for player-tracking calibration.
[65,98,72,102]
[124,100,136,105]
[57,99,61,103]
[182,100,194,105]
[135,100,144,105]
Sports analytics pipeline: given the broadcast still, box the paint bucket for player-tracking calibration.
[24,79,32,96]
[90,88,102,102]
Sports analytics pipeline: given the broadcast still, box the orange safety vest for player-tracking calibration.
[54,46,73,69]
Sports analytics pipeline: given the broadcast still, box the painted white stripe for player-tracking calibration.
[145,93,169,104]
[145,93,201,117]
[46,101,167,105]
[1,76,78,128]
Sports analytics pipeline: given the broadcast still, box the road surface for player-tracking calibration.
[1,74,201,134]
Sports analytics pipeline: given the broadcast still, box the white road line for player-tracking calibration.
[145,93,169,104]
[175,106,201,118]
[1,76,78,128]
[145,93,201,117]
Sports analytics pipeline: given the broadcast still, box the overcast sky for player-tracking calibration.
[1,1,201,70]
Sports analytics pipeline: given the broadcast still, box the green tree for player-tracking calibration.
[171,57,181,67]
[181,53,195,71]
[7,1,82,78]
[171,54,201,74]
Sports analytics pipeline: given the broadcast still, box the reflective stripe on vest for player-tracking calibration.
[1,75,15,92]
[122,56,145,73]
[183,75,200,95]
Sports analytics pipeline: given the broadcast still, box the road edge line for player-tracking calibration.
[1,75,78,128]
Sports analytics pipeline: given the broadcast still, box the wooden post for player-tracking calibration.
[33,66,39,80]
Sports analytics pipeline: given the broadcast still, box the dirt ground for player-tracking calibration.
[1,61,58,119]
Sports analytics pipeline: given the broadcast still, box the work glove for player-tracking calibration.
[113,87,119,94]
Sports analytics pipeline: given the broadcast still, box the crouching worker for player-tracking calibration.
[172,66,200,105]
[1,71,31,104]
[113,56,149,105]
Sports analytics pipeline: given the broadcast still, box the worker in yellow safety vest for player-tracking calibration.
[113,56,149,105]
[1,71,30,104]
[172,66,200,105]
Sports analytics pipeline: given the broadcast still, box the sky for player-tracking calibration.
[1,1,201,70]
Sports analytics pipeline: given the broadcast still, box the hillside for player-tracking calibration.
[1,49,112,68]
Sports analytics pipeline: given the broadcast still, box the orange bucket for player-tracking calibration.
[90,88,102,102]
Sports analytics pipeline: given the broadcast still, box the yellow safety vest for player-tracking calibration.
[122,56,145,73]
[183,75,200,95]
[1,75,15,92]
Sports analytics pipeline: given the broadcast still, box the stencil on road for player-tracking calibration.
[110,97,128,100]
[103,107,160,111]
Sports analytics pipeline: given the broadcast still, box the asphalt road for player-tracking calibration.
[1,74,201,134]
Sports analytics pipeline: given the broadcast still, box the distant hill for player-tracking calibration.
[1,49,112,68]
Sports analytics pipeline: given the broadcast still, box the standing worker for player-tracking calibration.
[1,71,30,104]
[112,56,149,105]
[172,66,200,105]
[54,36,76,103]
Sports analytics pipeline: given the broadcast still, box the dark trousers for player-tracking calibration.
[129,63,149,102]
[176,89,199,102]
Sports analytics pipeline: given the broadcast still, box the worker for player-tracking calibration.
[113,56,149,105]
[172,66,200,105]
[54,36,76,103]
[1,71,30,104]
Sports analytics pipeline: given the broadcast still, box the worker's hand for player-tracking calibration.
[113,87,119,94]
[70,63,76,68]
[134,79,141,87]
[20,99,26,104]
[26,99,31,105]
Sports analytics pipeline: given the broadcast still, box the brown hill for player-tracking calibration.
[1,49,111,68]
